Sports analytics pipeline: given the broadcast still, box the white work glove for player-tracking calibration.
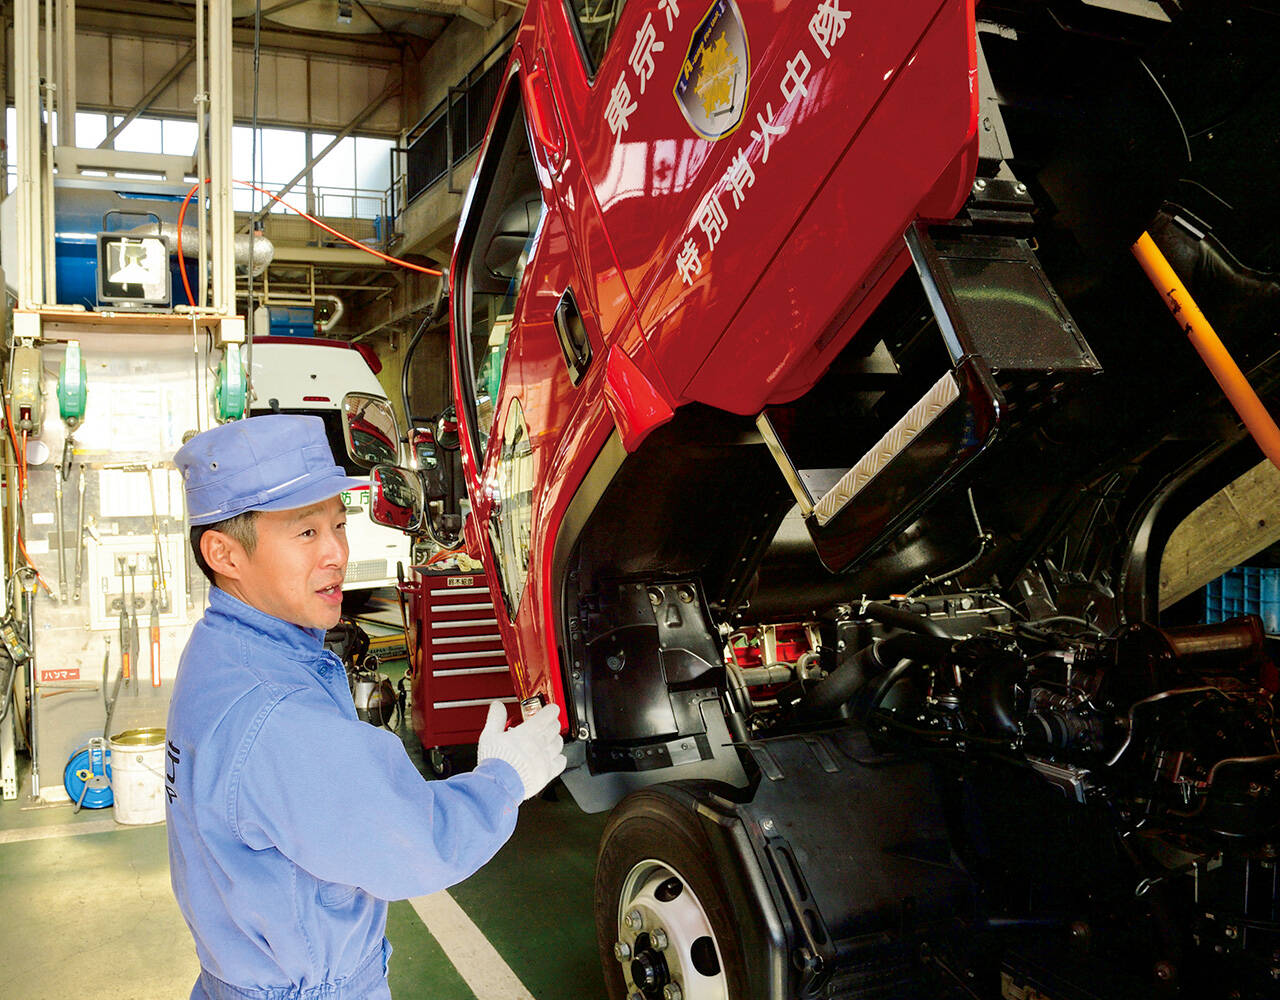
[476,701,567,801]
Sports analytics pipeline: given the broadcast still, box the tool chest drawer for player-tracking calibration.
[409,569,517,749]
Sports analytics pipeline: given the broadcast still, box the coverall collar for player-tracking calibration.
[206,586,328,659]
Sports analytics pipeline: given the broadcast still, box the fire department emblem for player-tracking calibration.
[675,0,751,141]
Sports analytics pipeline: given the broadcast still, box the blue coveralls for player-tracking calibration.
[165,588,524,1000]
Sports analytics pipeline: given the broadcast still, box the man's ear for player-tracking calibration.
[200,530,245,581]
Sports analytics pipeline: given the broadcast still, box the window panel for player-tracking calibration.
[259,127,306,185]
[115,117,162,154]
[162,119,198,157]
[313,135,356,191]
[355,137,392,194]
[75,112,107,148]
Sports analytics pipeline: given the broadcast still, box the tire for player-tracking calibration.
[594,788,750,1000]
[341,588,375,614]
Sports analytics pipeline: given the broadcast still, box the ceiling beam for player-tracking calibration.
[74,5,405,62]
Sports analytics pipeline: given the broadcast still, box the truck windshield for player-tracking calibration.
[564,0,629,74]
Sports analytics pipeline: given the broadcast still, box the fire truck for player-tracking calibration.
[346,1,1280,997]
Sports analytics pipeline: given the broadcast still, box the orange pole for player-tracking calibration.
[1132,231,1280,470]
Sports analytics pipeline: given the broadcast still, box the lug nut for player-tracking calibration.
[662,985,683,1000]
[650,928,669,951]
[614,941,632,962]
[624,909,644,931]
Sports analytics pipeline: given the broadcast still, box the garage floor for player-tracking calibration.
[0,646,610,999]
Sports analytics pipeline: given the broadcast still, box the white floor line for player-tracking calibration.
[407,890,536,1000]
[0,817,137,844]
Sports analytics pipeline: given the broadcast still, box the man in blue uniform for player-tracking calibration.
[166,414,565,1000]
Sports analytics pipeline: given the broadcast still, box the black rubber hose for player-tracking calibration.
[400,312,432,429]
[801,632,951,719]
[863,658,924,719]
[400,279,448,428]
[861,601,949,638]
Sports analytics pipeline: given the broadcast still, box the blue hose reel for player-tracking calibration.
[64,740,113,810]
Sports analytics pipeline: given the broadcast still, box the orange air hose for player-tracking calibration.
[1131,231,1280,470]
[175,179,444,307]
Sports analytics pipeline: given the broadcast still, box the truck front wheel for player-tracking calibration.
[594,789,747,1000]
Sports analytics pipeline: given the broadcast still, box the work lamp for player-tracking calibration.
[96,233,172,309]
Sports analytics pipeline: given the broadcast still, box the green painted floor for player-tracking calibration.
[0,651,610,1000]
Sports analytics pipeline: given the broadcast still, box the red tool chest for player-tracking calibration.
[404,568,519,773]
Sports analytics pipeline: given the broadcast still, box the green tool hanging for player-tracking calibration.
[216,344,248,422]
[57,341,89,429]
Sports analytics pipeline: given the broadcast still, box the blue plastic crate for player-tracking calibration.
[1204,566,1280,634]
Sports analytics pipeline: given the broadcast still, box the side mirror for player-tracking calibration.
[368,465,424,532]
[408,427,438,470]
[341,392,401,470]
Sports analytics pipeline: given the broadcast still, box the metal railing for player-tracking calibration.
[313,184,389,224]
[389,26,518,225]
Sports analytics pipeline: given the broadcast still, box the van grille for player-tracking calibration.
[346,559,389,583]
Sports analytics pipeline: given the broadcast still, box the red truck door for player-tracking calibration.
[452,44,612,707]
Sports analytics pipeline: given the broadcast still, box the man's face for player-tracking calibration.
[225,496,349,630]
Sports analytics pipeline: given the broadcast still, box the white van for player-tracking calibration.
[246,337,408,611]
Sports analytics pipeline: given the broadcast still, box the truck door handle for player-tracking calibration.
[554,288,592,386]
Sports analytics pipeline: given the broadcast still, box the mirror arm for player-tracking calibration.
[422,510,461,551]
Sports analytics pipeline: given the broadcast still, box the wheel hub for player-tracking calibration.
[630,940,670,991]
[616,859,728,1000]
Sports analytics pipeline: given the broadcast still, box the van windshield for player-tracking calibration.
[249,408,364,476]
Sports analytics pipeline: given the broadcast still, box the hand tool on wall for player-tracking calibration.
[54,451,67,603]
[117,557,131,687]
[101,635,125,740]
[146,467,168,604]
[128,558,140,697]
[149,555,162,689]
[73,465,85,603]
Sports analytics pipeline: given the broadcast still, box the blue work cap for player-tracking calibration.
[177,414,365,526]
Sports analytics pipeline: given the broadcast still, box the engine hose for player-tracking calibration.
[860,601,950,638]
[863,659,924,719]
[1132,231,1280,471]
[801,632,951,719]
